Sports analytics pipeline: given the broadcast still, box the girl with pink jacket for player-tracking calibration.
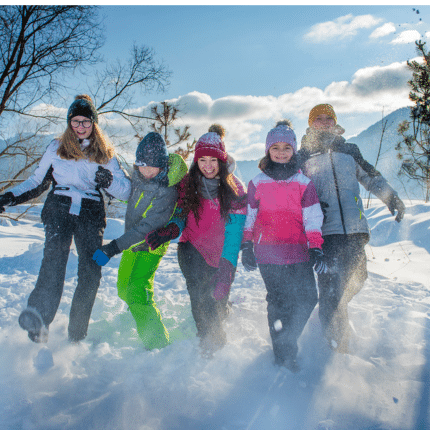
[241,122,326,372]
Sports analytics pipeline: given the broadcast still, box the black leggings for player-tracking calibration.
[259,262,317,363]
[177,242,228,342]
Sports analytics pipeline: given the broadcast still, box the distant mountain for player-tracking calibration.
[234,159,261,186]
[236,107,423,201]
[349,107,421,201]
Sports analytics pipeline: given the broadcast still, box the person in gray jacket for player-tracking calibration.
[297,104,405,353]
[93,132,187,349]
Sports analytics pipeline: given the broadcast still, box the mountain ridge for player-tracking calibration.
[236,107,422,201]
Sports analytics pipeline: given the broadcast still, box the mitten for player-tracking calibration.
[0,192,15,214]
[309,248,328,274]
[92,240,121,266]
[95,166,113,189]
[211,257,236,301]
[387,193,405,223]
[241,241,257,271]
[146,223,180,250]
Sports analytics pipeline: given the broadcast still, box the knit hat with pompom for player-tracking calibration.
[67,94,98,124]
[265,125,297,154]
[135,132,169,168]
[208,124,226,140]
[194,132,228,163]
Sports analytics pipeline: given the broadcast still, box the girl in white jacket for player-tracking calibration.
[0,95,130,343]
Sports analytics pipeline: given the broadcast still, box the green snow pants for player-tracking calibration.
[117,243,170,350]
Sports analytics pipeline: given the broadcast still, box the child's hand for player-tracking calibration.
[309,248,328,274]
[0,192,15,213]
[146,223,180,250]
[92,240,120,266]
[95,166,113,189]
[387,194,405,223]
[241,241,257,271]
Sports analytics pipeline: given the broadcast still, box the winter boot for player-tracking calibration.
[199,330,227,358]
[19,307,49,343]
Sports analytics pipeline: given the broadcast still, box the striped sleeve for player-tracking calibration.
[243,179,258,242]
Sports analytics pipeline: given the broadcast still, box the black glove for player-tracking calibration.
[241,241,257,271]
[92,240,121,266]
[95,166,113,189]
[146,223,180,250]
[0,192,15,214]
[387,194,405,223]
[309,248,329,274]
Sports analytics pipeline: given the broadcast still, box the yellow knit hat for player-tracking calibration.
[308,104,337,126]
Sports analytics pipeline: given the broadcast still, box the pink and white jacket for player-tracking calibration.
[243,170,324,265]
[172,174,247,268]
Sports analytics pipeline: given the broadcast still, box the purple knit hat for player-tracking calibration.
[194,132,228,163]
[265,125,297,154]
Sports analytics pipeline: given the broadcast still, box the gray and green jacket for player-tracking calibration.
[298,132,399,237]
[115,153,188,252]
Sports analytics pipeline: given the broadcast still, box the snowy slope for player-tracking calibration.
[0,201,429,430]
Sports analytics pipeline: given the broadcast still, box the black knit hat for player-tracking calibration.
[67,94,98,124]
[135,132,169,168]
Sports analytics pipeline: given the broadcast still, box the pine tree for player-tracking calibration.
[396,40,430,202]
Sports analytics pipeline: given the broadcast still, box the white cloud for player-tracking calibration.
[129,60,411,160]
[370,22,396,39]
[304,14,383,43]
[28,59,414,161]
[390,30,421,45]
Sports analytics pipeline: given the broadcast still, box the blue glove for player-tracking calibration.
[92,249,110,266]
[309,248,329,274]
[92,240,120,266]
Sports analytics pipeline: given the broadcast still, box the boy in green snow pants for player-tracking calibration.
[117,243,169,349]
[93,132,187,349]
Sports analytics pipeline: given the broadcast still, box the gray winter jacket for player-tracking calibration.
[299,133,399,237]
[115,153,187,252]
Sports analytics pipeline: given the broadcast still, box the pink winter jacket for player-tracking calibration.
[243,170,324,265]
[176,175,247,268]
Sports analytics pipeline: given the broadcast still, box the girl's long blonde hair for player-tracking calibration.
[57,95,115,164]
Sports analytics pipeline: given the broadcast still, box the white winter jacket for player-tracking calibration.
[10,139,130,216]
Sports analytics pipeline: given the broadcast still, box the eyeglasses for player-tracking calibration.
[71,119,92,128]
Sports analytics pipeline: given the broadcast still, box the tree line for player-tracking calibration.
[1,6,429,203]
[0,5,195,196]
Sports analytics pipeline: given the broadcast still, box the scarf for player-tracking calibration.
[199,175,220,201]
[301,124,346,153]
[262,154,300,181]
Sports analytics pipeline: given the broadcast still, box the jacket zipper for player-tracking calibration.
[329,149,347,235]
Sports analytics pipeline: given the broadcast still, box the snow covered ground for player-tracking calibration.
[0,201,429,430]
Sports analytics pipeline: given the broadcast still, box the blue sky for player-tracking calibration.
[56,6,430,160]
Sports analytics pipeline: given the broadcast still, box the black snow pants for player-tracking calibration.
[177,241,229,348]
[27,195,105,342]
[259,262,318,365]
[317,233,369,352]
